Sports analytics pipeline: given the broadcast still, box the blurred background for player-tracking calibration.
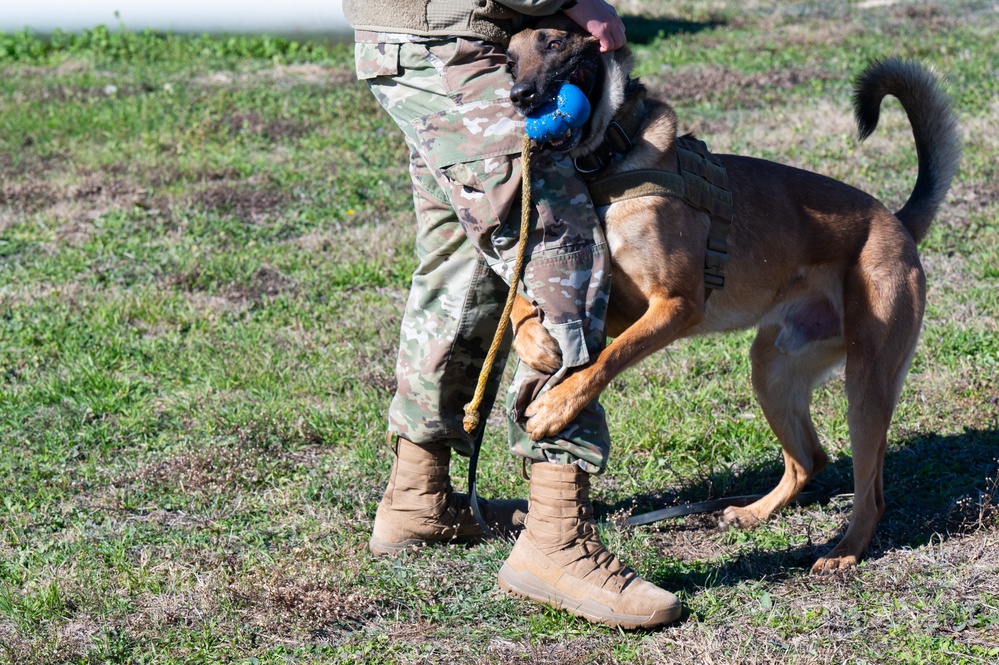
[0,0,350,36]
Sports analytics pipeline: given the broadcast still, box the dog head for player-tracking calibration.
[507,14,621,153]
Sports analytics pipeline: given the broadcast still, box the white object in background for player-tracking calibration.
[1,0,350,35]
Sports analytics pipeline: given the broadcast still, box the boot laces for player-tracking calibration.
[576,520,634,589]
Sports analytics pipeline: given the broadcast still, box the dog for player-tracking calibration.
[505,14,960,573]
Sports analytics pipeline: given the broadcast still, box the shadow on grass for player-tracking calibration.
[619,15,726,45]
[599,427,999,591]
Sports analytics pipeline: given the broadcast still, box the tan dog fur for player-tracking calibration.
[505,15,961,573]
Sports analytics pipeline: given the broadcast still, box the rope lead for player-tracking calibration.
[462,133,534,433]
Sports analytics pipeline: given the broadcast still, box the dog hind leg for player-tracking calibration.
[812,225,924,573]
[722,326,844,529]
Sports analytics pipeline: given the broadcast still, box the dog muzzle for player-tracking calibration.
[524,83,591,143]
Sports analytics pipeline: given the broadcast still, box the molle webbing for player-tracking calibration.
[586,135,733,292]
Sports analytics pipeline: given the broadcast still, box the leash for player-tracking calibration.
[462,133,534,435]
[463,134,535,538]
[626,481,830,526]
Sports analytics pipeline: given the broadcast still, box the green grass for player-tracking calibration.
[2,1,998,663]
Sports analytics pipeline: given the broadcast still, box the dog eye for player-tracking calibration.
[547,39,563,50]
[506,59,518,75]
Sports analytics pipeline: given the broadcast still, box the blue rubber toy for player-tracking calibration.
[524,83,591,143]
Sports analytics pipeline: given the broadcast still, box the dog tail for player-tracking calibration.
[853,57,961,244]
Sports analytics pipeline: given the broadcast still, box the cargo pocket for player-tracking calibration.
[414,100,524,254]
[545,319,590,370]
[354,42,401,80]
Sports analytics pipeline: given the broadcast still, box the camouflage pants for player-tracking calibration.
[355,32,611,473]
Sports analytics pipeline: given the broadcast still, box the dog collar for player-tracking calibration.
[574,98,646,175]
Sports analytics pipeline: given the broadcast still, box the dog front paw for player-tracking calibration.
[513,317,563,374]
[524,387,577,441]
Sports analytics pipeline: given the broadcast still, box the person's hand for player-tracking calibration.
[563,0,626,52]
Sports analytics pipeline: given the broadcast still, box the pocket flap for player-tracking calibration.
[415,100,524,170]
[354,43,400,80]
[546,319,590,370]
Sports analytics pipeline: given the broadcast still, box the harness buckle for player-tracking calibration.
[704,247,728,289]
[573,155,604,174]
[606,121,634,154]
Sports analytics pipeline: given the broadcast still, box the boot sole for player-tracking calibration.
[369,534,483,557]
[369,535,430,557]
[498,563,682,630]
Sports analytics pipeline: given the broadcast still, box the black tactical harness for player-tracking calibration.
[577,103,734,297]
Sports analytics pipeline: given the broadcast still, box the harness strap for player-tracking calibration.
[573,98,646,174]
[587,168,686,207]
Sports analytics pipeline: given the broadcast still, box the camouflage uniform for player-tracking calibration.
[355,32,611,473]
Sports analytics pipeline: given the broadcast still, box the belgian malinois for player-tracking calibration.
[505,14,960,573]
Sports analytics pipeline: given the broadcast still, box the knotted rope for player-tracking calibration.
[462,133,533,433]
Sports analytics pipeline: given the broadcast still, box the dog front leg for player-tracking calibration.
[525,294,702,441]
[511,294,563,374]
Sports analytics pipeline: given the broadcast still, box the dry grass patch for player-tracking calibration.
[890,1,959,30]
[0,180,56,211]
[233,544,383,641]
[189,179,291,223]
[195,63,358,89]
[223,111,313,142]
[316,217,412,262]
[648,65,832,108]
[775,19,863,47]
[223,265,299,304]
[638,529,999,665]
[258,574,379,632]
[482,635,622,664]
[133,590,218,630]
[686,99,857,151]
[0,620,93,665]
[2,170,152,233]
[124,437,323,497]
[162,264,299,308]
[947,178,999,216]
[5,79,146,105]
[948,467,999,534]
[133,445,270,494]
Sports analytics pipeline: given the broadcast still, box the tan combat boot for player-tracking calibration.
[369,437,528,556]
[498,462,681,629]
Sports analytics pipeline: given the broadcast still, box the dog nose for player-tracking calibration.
[510,82,537,109]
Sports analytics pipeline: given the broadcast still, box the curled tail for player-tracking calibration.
[853,57,961,244]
